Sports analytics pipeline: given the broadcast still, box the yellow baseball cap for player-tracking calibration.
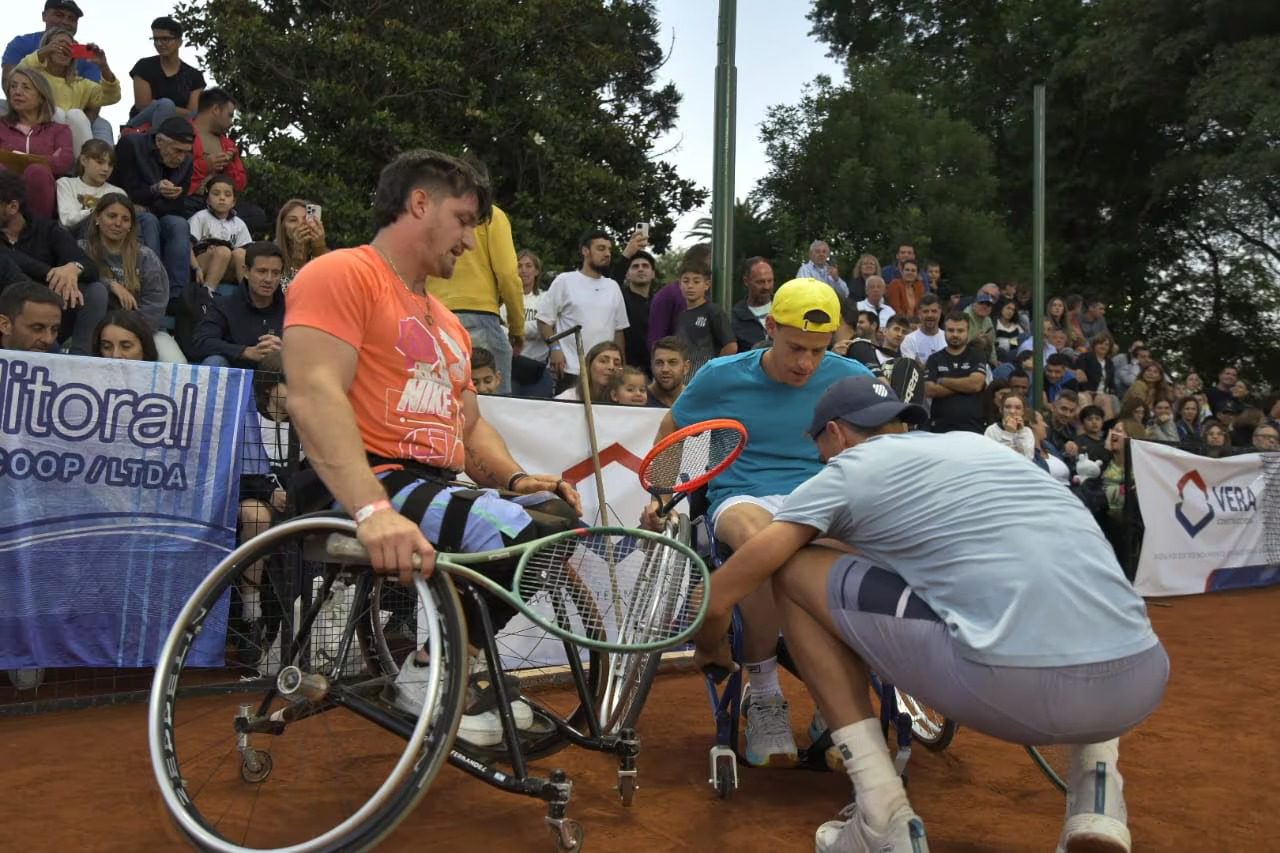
[769,278,841,333]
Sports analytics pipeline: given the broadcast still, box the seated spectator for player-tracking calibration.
[1204,364,1239,414]
[647,336,689,407]
[0,280,62,351]
[0,251,29,287]
[1047,389,1081,457]
[964,285,999,365]
[554,339,621,402]
[1124,359,1173,409]
[1076,404,1112,468]
[238,377,292,637]
[1063,294,1089,349]
[18,29,119,159]
[510,249,552,398]
[847,253,879,303]
[1117,396,1148,441]
[1252,422,1279,452]
[885,258,924,319]
[185,88,265,237]
[91,308,157,361]
[1044,352,1080,404]
[1029,409,1071,484]
[1014,282,1033,329]
[126,17,205,130]
[796,239,848,299]
[0,170,104,353]
[833,309,884,371]
[190,241,285,368]
[1264,394,1280,429]
[113,116,195,302]
[877,313,910,361]
[470,346,501,395]
[189,175,251,294]
[881,242,931,291]
[55,138,122,232]
[992,298,1025,361]
[1113,340,1148,399]
[1230,405,1262,449]
[674,253,735,375]
[730,256,773,353]
[1147,399,1179,442]
[1202,419,1231,458]
[983,393,1034,459]
[1079,298,1109,342]
[1078,332,1117,395]
[855,275,895,331]
[1046,295,1068,336]
[274,198,328,290]
[608,366,649,406]
[1006,367,1032,408]
[1175,395,1203,445]
[0,68,72,220]
[1230,378,1253,408]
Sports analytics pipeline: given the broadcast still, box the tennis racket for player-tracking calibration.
[638,418,748,515]
[322,521,709,653]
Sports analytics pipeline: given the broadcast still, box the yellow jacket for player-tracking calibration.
[20,52,122,112]
[427,204,523,328]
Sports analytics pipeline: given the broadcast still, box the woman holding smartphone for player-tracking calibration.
[273,198,328,290]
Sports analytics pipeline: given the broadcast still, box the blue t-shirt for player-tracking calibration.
[3,32,103,82]
[775,430,1157,668]
[671,349,873,515]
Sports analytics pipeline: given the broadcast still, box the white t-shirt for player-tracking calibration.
[189,209,252,248]
[901,327,945,365]
[55,176,125,229]
[536,270,629,375]
[518,289,549,362]
[856,299,896,328]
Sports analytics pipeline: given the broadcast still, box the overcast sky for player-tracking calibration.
[7,0,841,242]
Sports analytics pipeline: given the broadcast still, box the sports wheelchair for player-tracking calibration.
[147,510,694,852]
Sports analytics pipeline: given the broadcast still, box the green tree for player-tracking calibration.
[175,0,706,263]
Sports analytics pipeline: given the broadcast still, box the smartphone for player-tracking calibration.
[635,221,649,238]
[305,204,322,223]
[69,43,95,61]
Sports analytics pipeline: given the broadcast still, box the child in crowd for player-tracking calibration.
[471,346,502,395]
[55,139,124,234]
[1076,404,1112,466]
[673,256,735,375]
[608,366,649,406]
[190,175,253,294]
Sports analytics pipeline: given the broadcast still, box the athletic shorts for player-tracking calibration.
[711,494,787,527]
[825,555,1169,745]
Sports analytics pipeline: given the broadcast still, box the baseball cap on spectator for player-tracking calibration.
[975,292,996,304]
[44,0,84,17]
[155,117,196,143]
[771,278,840,333]
[807,375,927,438]
[1218,400,1244,415]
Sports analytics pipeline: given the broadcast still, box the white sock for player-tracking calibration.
[831,719,910,834]
[745,657,782,697]
[1067,739,1124,818]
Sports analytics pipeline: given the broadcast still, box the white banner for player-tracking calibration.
[477,396,668,669]
[1131,441,1279,597]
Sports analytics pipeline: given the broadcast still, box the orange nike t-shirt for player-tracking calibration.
[284,246,475,471]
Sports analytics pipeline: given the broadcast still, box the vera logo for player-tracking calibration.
[1174,470,1215,538]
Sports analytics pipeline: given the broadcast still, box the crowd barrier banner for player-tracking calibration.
[477,396,667,669]
[1131,441,1279,597]
[0,354,253,669]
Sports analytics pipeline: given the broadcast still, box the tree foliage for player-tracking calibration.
[793,0,1280,381]
[174,0,706,263]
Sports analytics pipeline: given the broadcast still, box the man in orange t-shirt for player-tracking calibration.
[283,150,581,746]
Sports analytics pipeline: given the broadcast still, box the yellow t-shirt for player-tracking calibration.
[20,52,122,112]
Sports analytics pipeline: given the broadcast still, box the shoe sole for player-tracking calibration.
[744,750,798,768]
[1059,813,1131,853]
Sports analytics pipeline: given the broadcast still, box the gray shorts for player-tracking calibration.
[825,555,1169,745]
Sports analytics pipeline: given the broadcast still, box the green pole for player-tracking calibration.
[711,0,737,310]
[1032,84,1046,411]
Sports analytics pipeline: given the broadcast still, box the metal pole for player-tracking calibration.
[711,0,738,310]
[1032,84,1046,411]
[573,330,610,525]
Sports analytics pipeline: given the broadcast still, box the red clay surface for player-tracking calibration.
[2,586,1275,852]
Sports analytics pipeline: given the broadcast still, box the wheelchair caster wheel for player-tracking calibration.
[239,750,273,784]
[708,745,738,800]
[549,818,584,852]
[617,772,637,807]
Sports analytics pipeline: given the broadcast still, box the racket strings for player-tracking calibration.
[644,428,743,492]
[516,532,703,648]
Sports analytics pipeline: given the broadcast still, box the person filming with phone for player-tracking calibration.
[274,198,328,290]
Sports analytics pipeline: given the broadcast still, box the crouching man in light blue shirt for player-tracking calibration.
[693,375,1168,853]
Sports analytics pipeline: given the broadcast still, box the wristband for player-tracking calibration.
[354,499,392,525]
[549,343,561,352]
[507,471,529,491]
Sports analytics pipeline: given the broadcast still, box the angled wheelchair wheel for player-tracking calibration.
[1027,744,1069,793]
[148,516,468,853]
[893,688,958,752]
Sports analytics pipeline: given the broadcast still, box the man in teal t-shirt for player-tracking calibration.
[643,278,873,768]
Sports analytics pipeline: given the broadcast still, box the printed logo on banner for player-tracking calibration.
[1174,470,1215,538]
[561,442,644,485]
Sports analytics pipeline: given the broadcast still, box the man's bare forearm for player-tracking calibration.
[288,385,385,512]
[464,416,522,489]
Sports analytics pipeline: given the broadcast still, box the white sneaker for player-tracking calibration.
[391,653,534,748]
[1056,759,1130,853]
[816,803,928,853]
[742,687,798,767]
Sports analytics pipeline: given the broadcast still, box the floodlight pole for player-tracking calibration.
[1032,84,1047,411]
[712,0,738,310]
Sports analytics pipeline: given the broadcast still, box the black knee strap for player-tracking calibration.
[437,489,485,552]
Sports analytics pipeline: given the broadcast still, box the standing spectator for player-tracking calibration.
[189,175,252,300]
[470,347,501,395]
[855,275,895,330]
[1079,298,1109,342]
[646,243,707,350]
[796,239,848,299]
[55,138,122,232]
[273,199,328,290]
[510,249,552,398]
[993,299,1025,361]
[17,29,119,159]
[113,116,196,302]
[924,260,942,295]
[1063,294,1089,349]
[0,280,63,352]
[881,242,931,291]
[964,286,998,365]
[185,88,266,237]
[1205,365,1239,415]
[92,308,157,361]
[1014,282,1034,330]
[674,253,736,374]
[554,340,622,402]
[0,170,104,354]
[1148,399,1179,442]
[2,0,114,144]
[983,393,1034,458]
[1230,378,1253,408]
[730,256,773,352]
[537,228,628,394]
[925,311,986,433]
[426,158,521,394]
[1175,396,1203,445]
[126,17,205,130]
[1029,409,1071,484]
[878,314,910,360]
[1113,341,1149,400]
[607,366,650,406]
[190,241,285,369]
[647,336,689,407]
[1046,296,1068,336]
[0,67,71,220]
[847,253,878,303]
[616,249,656,370]
[885,258,924,319]
[900,293,945,366]
[832,309,882,371]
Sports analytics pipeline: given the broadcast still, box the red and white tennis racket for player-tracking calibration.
[637,418,747,515]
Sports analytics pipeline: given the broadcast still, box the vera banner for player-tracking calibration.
[1130,440,1280,597]
[0,353,253,668]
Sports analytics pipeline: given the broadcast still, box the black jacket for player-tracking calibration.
[114,132,194,217]
[731,300,768,351]
[192,281,285,367]
[0,252,32,290]
[0,216,98,284]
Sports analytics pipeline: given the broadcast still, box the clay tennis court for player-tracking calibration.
[1,586,1273,852]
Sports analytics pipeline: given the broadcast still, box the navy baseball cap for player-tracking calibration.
[807,376,928,438]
